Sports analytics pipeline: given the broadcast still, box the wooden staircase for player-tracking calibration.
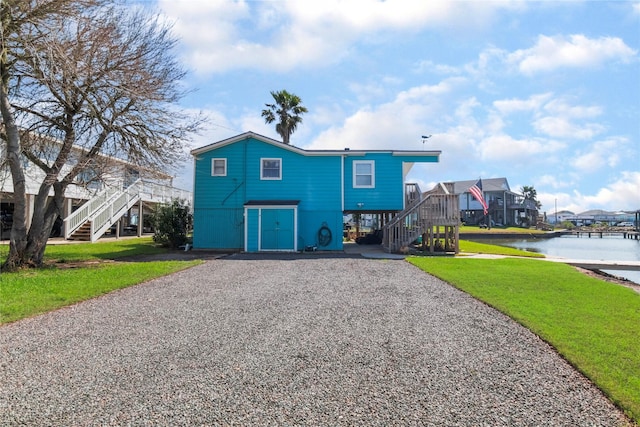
[383,183,460,253]
[69,221,93,241]
[64,181,142,242]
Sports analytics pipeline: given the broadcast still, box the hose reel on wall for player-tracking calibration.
[317,222,332,247]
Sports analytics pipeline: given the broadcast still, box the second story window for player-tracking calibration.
[261,158,281,180]
[353,160,375,188]
[212,158,227,176]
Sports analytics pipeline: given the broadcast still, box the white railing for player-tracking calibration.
[63,179,192,241]
[89,182,142,242]
[138,180,192,206]
[64,186,120,239]
[383,193,459,253]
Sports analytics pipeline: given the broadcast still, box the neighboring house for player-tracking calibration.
[563,210,638,226]
[551,210,576,224]
[453,178,538,227]
[190,131,448,252]
[0,134,191,241]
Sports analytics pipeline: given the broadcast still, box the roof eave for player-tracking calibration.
[190,131,441,158]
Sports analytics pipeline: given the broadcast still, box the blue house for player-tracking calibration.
[190,131,442,252]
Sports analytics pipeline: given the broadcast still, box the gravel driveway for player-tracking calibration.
[0,256,629,426]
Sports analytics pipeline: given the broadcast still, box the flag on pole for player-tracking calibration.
[469,179,488,215]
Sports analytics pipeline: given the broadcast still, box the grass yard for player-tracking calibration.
[0,238,202,324]
[459,225,547,234]
[43,236,166,263]
[459,239,545,258]
[408,256,640,424]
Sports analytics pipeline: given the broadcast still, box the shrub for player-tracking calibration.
[560,220,575,230]
[151,199,192,249]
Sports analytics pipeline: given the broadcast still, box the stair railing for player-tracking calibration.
[63,177,191,241]
[137,179,192,206]
[404,182,422,208]
[64,186,120,239]
[88,180,142,242]
[383,193,459,253]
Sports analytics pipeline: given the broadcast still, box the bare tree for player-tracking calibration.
[1,2,200,269]
[1,0,92,269]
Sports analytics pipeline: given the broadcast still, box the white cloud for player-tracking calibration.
[570,137,628,172]
[540,171,640,214]
[533,116,604,140]
[537,174,572,190]
[479,134,564,161]
[493,93,553,115]
[454,97,481,122]
[159,0,525,74]
[413,60,462,75]
[491,94,606,140]
[543,99,603,119]
[534,99,604,138]
[161,0,249,50]
[306,79,465,152]
[310,104,349,128]
[348,79,395,104]
[576,171,640,211]
[507,34,637,75]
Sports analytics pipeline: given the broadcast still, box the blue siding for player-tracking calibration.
[298,210,343,250]
[193,208,243,250]
[244,141,342,212]
[193,142,248,209]
[192,134,438,250]
[344,154,404,211]
[193,141,247,249]
[343,153,437,211]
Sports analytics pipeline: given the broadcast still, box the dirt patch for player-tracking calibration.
[115,250,227,263]
[52,260,116,269]
[45,250,226,269]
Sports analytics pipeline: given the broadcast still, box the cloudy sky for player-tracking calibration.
[150,0,639,215]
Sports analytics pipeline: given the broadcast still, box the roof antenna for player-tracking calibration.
[421,135,432,150]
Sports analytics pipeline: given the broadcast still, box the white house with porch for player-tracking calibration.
[0,139,190,242]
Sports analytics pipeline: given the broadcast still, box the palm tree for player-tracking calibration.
[521,185,542,209]
[261,90,308,145]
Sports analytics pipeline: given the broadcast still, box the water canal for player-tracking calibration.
[476,234,640,285]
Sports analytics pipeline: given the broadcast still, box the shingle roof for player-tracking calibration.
[451,177,513,194]
[190,131,441,158]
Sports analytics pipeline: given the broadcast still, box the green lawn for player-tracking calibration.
[459,239,545,258]
[43,236,166,263]
[408,256,640,423]
[0,238,201,324]
[459,225,547,234]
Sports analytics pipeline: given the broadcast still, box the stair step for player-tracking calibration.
[70,220,92,241]
[64,187,142,242]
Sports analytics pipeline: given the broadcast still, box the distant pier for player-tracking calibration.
[570,230,640,240]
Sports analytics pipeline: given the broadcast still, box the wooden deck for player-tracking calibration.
[383,185,460,253]
[568,230,640,240]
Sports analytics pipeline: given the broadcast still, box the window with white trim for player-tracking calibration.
[212,158,227,176]
[353,160,375,188]
[261,158,282,180]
